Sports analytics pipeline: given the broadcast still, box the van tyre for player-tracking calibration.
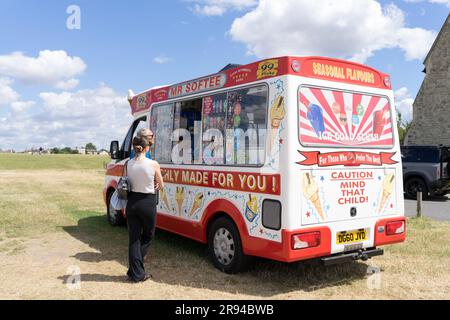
[107,191,126,226]
[208,217,251,274]
[404,177,428,200]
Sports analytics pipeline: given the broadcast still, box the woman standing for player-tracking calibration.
[126,135,164,282]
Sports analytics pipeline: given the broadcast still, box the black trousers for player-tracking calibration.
[126,191,157,281]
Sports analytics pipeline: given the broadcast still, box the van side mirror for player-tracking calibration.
[110,141,119,159]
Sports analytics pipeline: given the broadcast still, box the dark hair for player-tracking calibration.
[132,136,149,154]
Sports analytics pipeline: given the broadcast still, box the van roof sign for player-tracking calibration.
[168,73,227,99]
[129,56,391,116]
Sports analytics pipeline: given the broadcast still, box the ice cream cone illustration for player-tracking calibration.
[373,110,384,137]
[302,172,324,220]
[189,192,204,216]
[382,103,390,127]
[307,103,325,137]
[352,104,361,126]
[269,96,286,149]
[175,187,185,215]
[159,188,171,211]
[245,194,258,222]
[345,104,352,133]
[339,111,347,127]
[378,173,395,213]
[331,101,341,116]
[332,101,347,127]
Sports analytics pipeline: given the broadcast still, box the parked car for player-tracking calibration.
[401,145,450,199]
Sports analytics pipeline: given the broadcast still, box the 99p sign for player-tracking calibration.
[257,59,279,79]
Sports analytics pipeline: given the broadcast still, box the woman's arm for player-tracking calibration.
[152,161,164,190]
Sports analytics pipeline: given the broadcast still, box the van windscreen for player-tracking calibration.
[298,86,394,148]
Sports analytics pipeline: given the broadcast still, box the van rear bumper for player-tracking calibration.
[320,248,384,266]
[243,217,405,263]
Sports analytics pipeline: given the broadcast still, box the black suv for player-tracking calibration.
[401,145,450,199]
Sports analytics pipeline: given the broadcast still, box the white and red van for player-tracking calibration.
[104,56,406,273]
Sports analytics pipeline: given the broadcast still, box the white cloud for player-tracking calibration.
[0,84,133,151]
[0,50,86,87]
[11,100,35,114]
[55,78,80,90]
[191,0,258,16]
[0,77,19,105]
[229,0,437,63]
[394,87,414,123]
[404,0,450,7]
[430,0,450,7]
[153,55,173,64]
[194,4,226,16]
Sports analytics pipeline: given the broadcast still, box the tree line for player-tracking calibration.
[50,143,97,154]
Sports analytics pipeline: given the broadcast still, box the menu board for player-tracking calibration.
[151,104,174,162]
[203,94,227,132]
[202,94,227,164]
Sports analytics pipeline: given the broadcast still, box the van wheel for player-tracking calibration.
[207,217,251,274]
[107,191,126,226]
[404,178,428,200]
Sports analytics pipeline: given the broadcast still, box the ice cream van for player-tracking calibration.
[104,56,406,273]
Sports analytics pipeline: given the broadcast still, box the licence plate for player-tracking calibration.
[336,229,368,245]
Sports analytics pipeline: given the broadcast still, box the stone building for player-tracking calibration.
[405,14,450,146]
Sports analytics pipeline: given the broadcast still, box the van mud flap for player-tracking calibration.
[320,248,384,266]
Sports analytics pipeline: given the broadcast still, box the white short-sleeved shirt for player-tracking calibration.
[127,157,156,194]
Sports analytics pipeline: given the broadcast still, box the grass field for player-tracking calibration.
[0,153,109,170]
[0,154,449,299]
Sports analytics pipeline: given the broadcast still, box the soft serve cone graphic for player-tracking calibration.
[245,194,258,222]
[189,192,204,216]
[160,188,171,211]
[378,173,395,213]
[302,172,324,220]
[269,96,286,150]
[175,187,185,215]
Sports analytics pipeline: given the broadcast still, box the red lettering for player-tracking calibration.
[170,86,182,97]
[215,76,221,86]
[198,79,204,90]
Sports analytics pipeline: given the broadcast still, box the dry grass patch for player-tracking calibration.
[0,155,449,299]
[0,170,105,240]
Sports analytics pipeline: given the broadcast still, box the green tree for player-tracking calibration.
[85,142,97,152]
[61,147,73,154]
[396,111,412,145]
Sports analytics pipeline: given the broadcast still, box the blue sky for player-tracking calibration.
[0,0,448,151]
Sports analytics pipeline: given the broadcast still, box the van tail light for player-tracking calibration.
[386,221,405,235]
[292,232,321,249]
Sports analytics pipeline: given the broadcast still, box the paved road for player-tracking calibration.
[404,194,450,221]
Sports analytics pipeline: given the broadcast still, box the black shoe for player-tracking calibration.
[127,273,152,283]
[142,273,152,282]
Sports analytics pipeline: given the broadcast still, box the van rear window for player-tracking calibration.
[298,86,394,148]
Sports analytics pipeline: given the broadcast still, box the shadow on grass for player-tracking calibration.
[59,274,130,284]
[63,214,371,297]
